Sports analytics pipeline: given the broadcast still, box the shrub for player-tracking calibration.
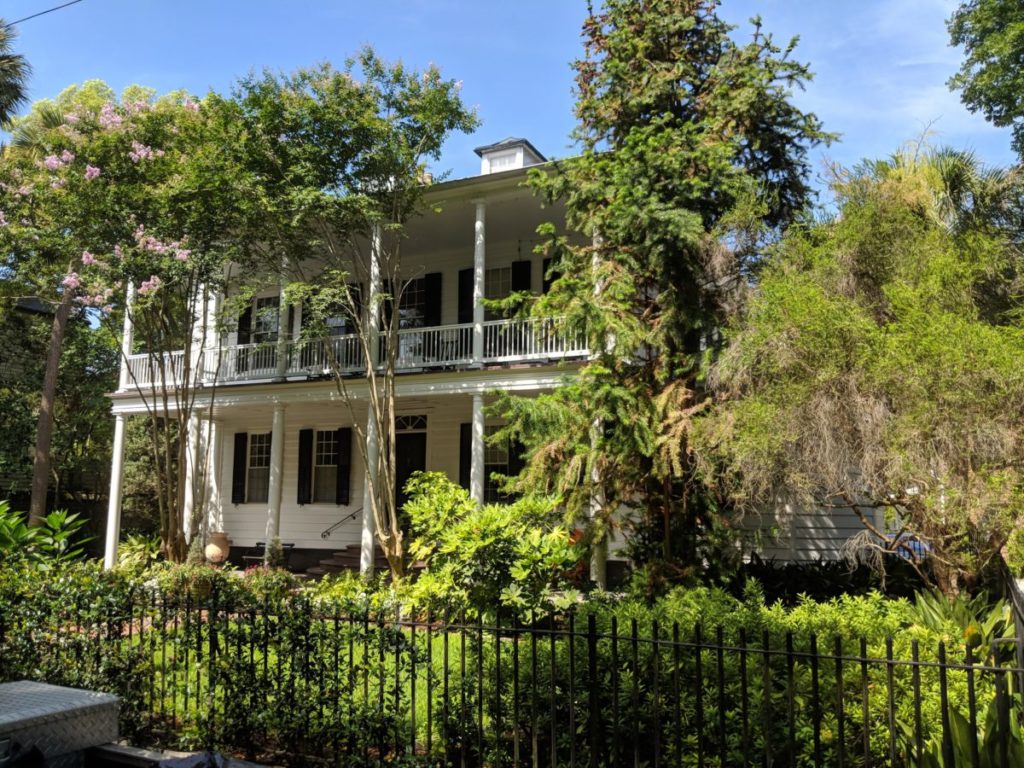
[403,472,578,614]
[0,501,92,566]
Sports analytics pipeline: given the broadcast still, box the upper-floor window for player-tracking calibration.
[485,267,511,321]
[487,150,518,173]
[252,297,280,344]
[399,277,426,329]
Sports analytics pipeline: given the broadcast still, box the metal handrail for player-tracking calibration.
[321,507,362,539]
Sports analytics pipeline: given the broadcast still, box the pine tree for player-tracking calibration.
[497,0,831,585]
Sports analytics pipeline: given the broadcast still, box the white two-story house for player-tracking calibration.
[101,138,600,576]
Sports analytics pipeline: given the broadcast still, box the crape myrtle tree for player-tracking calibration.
[0,82,249,560]
[214,51,477,577]
[494,0,831,586]
[695,147,1024,595]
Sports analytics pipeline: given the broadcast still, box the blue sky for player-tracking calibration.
[5,0,1016,189]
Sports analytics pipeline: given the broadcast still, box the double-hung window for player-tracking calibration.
[247,433,271,503]
[313,430,339,503]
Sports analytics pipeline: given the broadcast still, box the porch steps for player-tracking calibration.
[305,545,388,578]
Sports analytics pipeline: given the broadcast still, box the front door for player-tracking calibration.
[395,432,427,510]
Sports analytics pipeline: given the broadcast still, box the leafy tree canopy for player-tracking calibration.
[695,146,1024,594]
[948,0,1024,156]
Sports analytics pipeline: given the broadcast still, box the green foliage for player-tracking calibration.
[1005,527,1024,577]
[402,472,578,615]
[948,0,1024,156]
[0,500,91,566]
[697,147,1024,593]
[116,532,160,573]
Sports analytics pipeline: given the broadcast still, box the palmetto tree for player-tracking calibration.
[0,22,30,126]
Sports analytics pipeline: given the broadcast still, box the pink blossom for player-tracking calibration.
[50,178,66,189]
[16,186,30,197]
[128,140,155,163]
[174,248,191,262]
[137,275,162,296]
[0,211,6,227]
[81,251,96,266]
[42,155,62,171]
[62,272,81,290]
[101,304,113,314]
[84,165,101,181]
[64,111,80,124]
[183,99,200,112]
[60,149,75,163]
[98,103,123,130]
[113,245,124,259]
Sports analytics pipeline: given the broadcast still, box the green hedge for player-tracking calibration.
[1,562,1022,766]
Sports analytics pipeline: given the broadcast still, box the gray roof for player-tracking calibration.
[473,137,547,162]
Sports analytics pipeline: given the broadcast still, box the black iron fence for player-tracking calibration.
[2,586,1024,767]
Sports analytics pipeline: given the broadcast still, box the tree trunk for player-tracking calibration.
[28,282,74,526]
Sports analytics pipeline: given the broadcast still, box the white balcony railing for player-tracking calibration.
[482,316,588,363]
[120,317,587,390]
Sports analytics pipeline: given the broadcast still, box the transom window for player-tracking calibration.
[247,433,271,503]
[396,415,428,432]
[313,430,338,503]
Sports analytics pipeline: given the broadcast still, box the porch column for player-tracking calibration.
[589,419,608,589]
[360,407,379,574]
[589,229,609,587]
[470,393,485,505]
[182,413,200,542]
[274,265,290,380]
[103,413,127,570]
[265,401,286,549]
[206,418,224,535]
[472,201,486,365]
[118,281,135,390]
[367,224,382,368]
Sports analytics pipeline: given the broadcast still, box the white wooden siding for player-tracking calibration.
[215,396,476,551]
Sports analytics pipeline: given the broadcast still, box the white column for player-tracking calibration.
[182,413,199,542]
[589,420,608,589]
[118,281,135,390]
[206,419,223,535]
[275,273,290,380]
[470,393,485,505]
[360,407,379,574]
[103,414,127,570]
[367,224,383,368]
[265,402,286,546]
[472,202,486,364]
[590,229,608,587]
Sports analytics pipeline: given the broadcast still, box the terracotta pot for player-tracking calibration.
[204,531,231,564]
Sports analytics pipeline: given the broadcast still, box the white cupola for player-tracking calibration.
[474,137,547,175]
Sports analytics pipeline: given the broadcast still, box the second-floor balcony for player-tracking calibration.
[122,316,588,390]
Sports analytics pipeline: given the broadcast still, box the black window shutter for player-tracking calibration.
[459,423,472,490]
[237,305,252,373]
[458,268,474,324]
[511,260,532,293]
[424,272,443,327]
[508,438,526,477]
[286,303,296,340]
[297,429,313,505]
[231,432,248,504]
[542,257,562,294]
[237,305,252,345]
[335,427,353,505]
